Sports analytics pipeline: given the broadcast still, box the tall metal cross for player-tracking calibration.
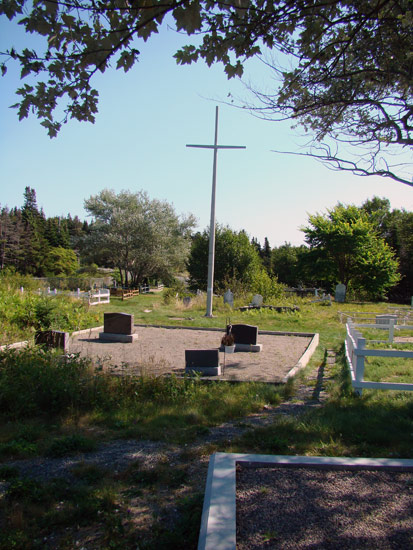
[187,106,246,317]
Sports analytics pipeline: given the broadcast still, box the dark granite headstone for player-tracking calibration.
[229,324,258,345]
[185,349,220,369]
[104,312,133,335]
[35,330,68,350]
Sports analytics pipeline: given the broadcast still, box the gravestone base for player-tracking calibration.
[185,365,222,376]
[219,343,262,353]
[185,349,221,376]
[99,332,138,343]
[235,343,262,353]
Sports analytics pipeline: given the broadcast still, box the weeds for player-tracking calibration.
[0,277,102,346]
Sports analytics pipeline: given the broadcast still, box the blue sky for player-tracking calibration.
[1,16,412,247]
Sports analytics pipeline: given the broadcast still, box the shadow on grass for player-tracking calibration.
[230,349,413,458]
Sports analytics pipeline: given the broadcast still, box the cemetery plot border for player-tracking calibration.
[68,326,318,384]
[198,453,413,550]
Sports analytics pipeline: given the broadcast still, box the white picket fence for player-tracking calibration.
[345,321,413,395]
[20,287,110,306]
[87,288,110,305]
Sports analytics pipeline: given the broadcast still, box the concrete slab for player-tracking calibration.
[186,366,222,376]
[98,332,138,343]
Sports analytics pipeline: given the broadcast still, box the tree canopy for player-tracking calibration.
[84,189,195,286]
[0,187,88,275]
[302,203,401,300]
[1,0,411,185]
[271,243,309,287]
[187,225,262,292]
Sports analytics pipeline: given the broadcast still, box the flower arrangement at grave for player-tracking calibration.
[221,332,235,346]
[221,323,235,355]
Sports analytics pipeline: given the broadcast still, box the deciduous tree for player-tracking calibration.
[84,189,195,286]
[187,225,262,292]
[302,203,400,300]
[271,243,309,287]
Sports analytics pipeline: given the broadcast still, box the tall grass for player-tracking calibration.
[230,350,413,459]
[0,347,287,453]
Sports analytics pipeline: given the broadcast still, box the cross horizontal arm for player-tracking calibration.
[186,144,246,149]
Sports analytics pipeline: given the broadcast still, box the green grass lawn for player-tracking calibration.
[1,290,413,549]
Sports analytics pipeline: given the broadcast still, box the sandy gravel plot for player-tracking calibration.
[236,465,413,549]
[68,326,313,383]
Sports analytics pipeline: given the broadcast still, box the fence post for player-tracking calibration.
[355,336,366,396]
[388,320,395,343]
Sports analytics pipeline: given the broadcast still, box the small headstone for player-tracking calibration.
[229,324,262,352]
[185,349,221,376]
[230,324,258,345]
[100,312,137,342]
[335,284,346,303]
[35,330,69,351]
[104,312,133,335]
[223,289,234,308]
[183,296,191,307]
[251,294,263,307]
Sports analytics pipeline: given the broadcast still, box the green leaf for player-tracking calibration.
[224,61,243,79]
[173,1,202,34]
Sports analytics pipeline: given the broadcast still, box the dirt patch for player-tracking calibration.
[236,464,413,549]
[68,326,313,383]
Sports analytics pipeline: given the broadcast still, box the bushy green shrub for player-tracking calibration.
[0,275,102,344]
[249,268,285,302]
[162,279,188,304]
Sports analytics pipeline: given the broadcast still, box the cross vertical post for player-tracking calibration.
[187,106,246,317]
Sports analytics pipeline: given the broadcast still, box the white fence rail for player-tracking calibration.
[88,288,110,305]
[19,287,110,306]
[345,321,413,395]
[339,308,413,324]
